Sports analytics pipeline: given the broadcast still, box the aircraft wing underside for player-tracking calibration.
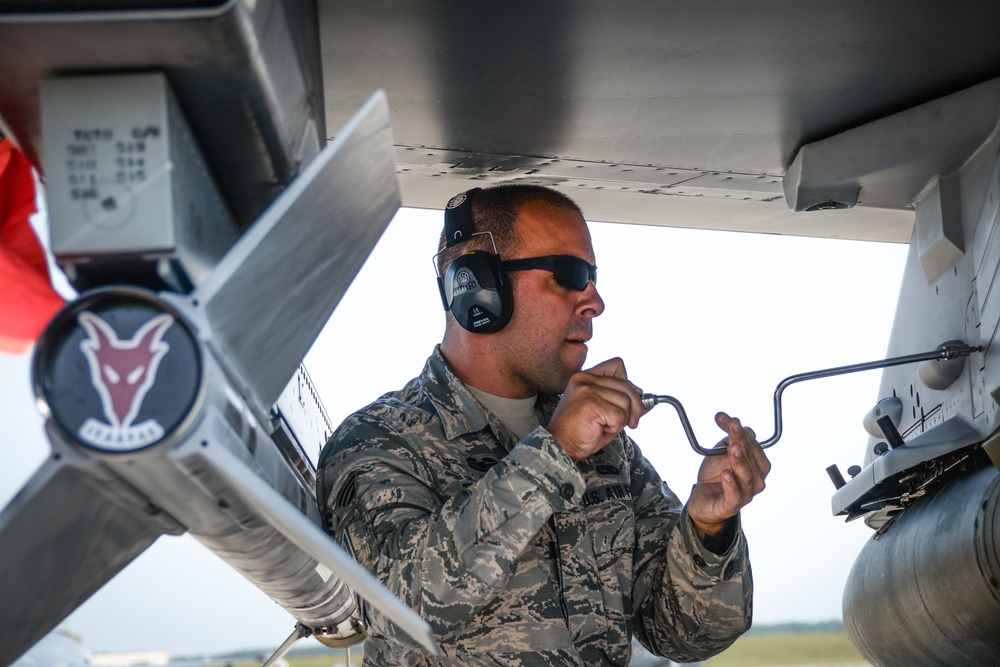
[318,0,1000,243]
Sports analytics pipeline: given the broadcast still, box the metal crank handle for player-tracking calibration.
[640,341,980,457]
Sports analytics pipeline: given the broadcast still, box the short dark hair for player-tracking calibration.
[435,183,583,276]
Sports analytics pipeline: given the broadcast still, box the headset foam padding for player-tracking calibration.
[444,250,513,333]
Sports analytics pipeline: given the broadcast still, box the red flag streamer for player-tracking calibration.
[0,137,65,354]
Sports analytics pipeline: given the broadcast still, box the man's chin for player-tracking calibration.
[567,345,588,371]
[552,364,587,395]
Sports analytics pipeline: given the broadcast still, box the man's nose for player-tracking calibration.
[578,281,604,318]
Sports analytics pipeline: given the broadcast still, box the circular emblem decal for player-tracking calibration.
[457,269,472,286]
[33,288,202,454]
[446,192,467,209]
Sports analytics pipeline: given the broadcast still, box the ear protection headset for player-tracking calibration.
[436,188,514,334]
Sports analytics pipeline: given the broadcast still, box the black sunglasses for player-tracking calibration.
[501,255,597,291]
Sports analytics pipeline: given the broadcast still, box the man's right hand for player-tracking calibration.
[547,357,646,460]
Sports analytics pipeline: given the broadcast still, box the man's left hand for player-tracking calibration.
[687,412,771,543]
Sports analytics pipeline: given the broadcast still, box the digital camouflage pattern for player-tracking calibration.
[318,347,752,666]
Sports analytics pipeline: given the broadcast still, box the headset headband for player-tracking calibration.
[444,188,483,248]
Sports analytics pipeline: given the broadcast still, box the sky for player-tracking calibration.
[0,204,910,657]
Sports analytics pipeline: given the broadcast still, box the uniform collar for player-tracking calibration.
[421,346,560,442]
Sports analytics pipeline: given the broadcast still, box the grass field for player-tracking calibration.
[705,631,869,666]
[285,653,359,667]
[270,631,870,666]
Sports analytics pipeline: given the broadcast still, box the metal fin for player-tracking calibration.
[194,90,400,411]
[0,446,183,665]
[196,441,439,655]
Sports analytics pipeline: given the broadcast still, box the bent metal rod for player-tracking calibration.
[640,342,980,456]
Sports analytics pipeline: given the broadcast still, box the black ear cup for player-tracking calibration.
[444,250,513,334]
[437,187,514,333]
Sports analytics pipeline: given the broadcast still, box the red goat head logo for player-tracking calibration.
[77,311,174,449]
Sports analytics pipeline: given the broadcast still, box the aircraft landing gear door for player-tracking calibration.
[969,156,1000,428]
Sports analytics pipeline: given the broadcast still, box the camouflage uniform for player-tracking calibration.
[318,348,752,666]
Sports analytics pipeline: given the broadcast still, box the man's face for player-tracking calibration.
[493,202,605,396]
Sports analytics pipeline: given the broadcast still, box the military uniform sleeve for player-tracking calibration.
[318,412,585,643]
[627,437,753,662]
